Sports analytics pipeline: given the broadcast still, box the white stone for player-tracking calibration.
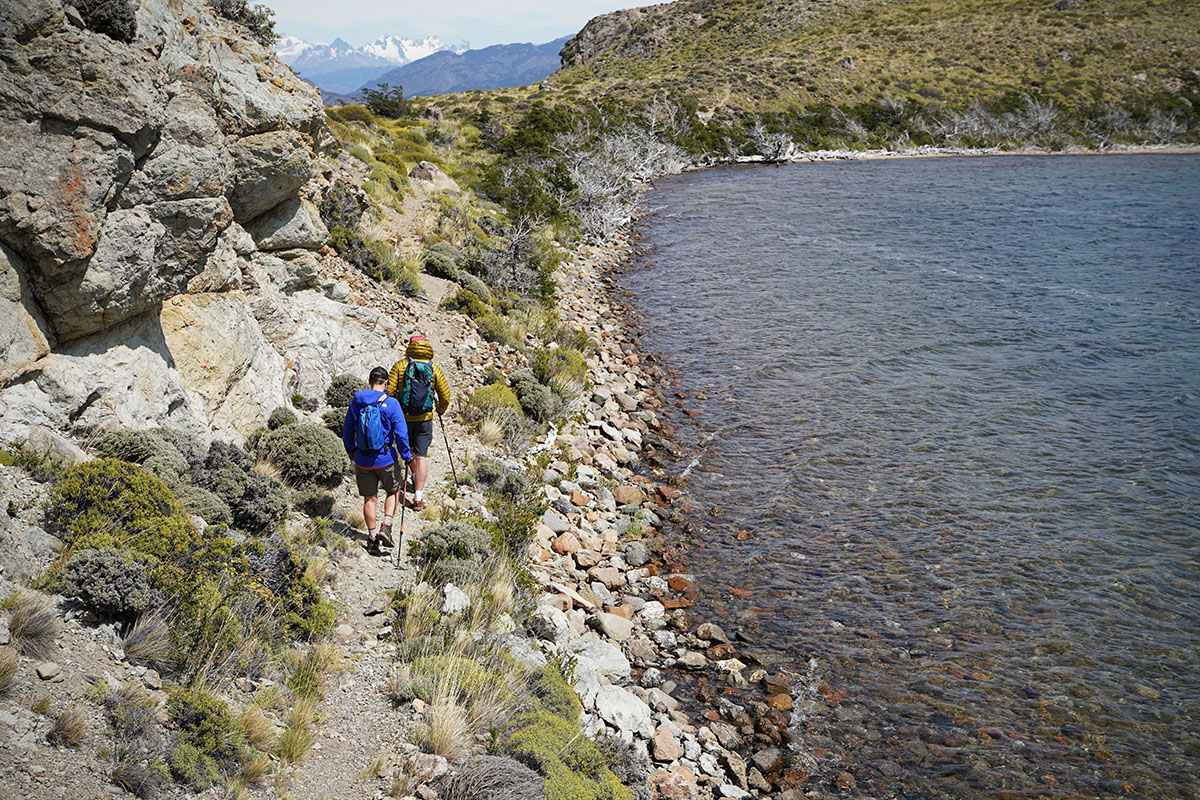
[594,685,653,741]
[441,583,471,616]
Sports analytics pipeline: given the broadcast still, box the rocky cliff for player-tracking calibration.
[0,0,402,445]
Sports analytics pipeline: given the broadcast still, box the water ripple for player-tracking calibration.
[628,155,1200,799]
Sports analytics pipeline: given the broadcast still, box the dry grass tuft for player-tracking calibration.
[32,694,52,714]
[440,755,544,800]
[417,680,471,760]
[346,506,367,531]
[8,592,58,658]
[240,746,274,785]
[252,459,285,484]
[278,722,316,766]
[0,646,18,695]
[111,756,160,799]
[478,414,505,447]
[361,748,388,779]
[238,703,277,751]
[122,609,172,669]
[49,706,87,747]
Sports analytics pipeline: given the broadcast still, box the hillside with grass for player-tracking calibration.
[548,0,1199,149]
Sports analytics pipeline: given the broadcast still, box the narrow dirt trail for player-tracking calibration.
[281,274,471,799]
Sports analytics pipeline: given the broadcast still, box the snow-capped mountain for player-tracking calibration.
[274,34,468,94]
[362,35,469,66]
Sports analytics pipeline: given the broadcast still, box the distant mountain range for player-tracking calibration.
[274,34,469,95]
[362,37,571,99]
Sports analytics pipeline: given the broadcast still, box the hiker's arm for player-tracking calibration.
[341,402,356,457]
[386,360,403,398]
[434,365,451,416]
[390,403,412,463]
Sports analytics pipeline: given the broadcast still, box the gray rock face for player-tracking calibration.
[0,243,53,380]
[0,0,341,444]
[245,197,328,250]
[230,131,315,221]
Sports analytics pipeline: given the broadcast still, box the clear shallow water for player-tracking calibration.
[625,155,1200,798]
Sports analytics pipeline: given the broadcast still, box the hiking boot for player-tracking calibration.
[411,499,425,512]
[377,523,395,548]
[366,536,382,556]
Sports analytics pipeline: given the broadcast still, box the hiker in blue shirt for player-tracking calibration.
[342,366,412,556]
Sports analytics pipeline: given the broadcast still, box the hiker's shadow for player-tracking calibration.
[331,519,370,546]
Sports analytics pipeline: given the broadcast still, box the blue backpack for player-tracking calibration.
[355,392,389,452]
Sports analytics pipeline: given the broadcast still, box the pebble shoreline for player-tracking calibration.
[499,230,807,800]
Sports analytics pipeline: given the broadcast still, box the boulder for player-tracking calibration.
[0,243,53,380]
[244,196,328,251]
[651,727,681,762]
[229,130,315,221]
[592,612,633,642]
[39,198,234,341]
[568,638,631,683]
[542,510,570,534]
[624,540,650,567]
[594,685,653,740]
[0,311,209,444]
[408,161,460,193]
[441,583,471,615]
[612,485,646,506]
[22,427,91,468]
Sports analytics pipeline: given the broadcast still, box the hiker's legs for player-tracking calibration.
[412,456,428,495]
[383,489,398,518]
[406,419,434,501]
[363,492,378,532]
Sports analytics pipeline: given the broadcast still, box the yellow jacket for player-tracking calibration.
[387,339,451,422]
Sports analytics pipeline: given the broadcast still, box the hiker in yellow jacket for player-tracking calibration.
[387,335,451,511]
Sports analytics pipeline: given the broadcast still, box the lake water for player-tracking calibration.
[624,154,1200,798]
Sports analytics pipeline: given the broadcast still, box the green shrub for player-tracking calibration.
[424,249,459,280]
[460,273,495,304]
[482,366,505,386]
[292,488,335,518]
[194,444,288,535]
[174,485,233,527]
[267,407,297,430]
[509,370,558,422]
[169,742,221,790]
[394,268,422,297]
[318,181,361,232]
[329,224,380,276]
[209,0,277,47]
[92,430,189,487]
[478,314,520,348]
[442,288,490,319]
[410,521,490,563]
[59,549,157,619]
[468,384,523,417]
[374,151,408,172]
[258,424,345,488]
[472,460,529,501]
[50,459,193,559]
[500,666,630,800]
[168,687,243,764]
[322,407,348,434]
[533,348,587,385]
[325,373,361,408]
[332,104,373,125]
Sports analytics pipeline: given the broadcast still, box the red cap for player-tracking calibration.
[409,335,427,343]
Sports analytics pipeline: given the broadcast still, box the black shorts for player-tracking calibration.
[407,419,434,457]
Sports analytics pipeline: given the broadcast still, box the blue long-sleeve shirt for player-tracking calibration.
[342,389,412,468]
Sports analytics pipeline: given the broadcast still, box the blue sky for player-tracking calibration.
[266,0,629,48]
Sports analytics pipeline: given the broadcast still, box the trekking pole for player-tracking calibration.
[395,459,408,569]
[438,413,459,488]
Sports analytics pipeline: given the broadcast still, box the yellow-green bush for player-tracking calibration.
[533,347,587,385]
[50,459,193,559]
[468,383,524,417]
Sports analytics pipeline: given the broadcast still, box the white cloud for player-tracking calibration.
[266,0,625,48]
